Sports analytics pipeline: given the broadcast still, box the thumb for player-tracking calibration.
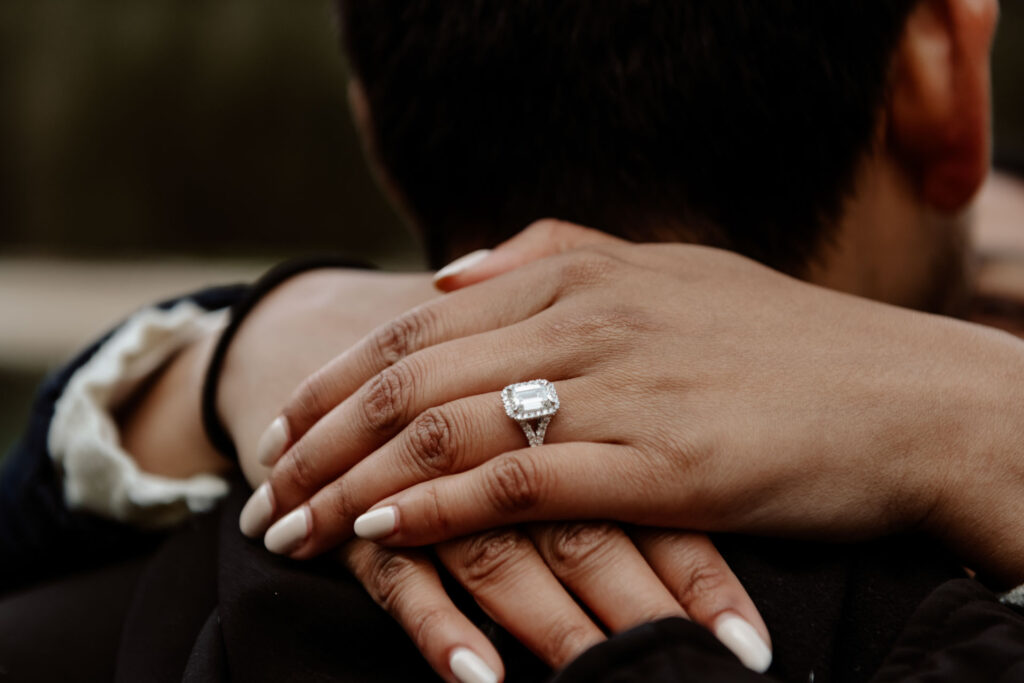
[433,219,626,292]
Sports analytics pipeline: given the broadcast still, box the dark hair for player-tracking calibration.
[339,1,917,272]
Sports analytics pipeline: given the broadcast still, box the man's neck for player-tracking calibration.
[805,153,973,315]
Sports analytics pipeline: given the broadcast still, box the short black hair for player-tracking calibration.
[339,1,917,272]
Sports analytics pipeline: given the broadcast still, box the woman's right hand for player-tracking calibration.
[339,523,770,682]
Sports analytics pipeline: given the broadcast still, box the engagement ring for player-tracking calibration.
[502,379,560,447]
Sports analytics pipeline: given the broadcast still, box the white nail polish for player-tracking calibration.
[353,506,397,540]
[714,615,772,673]
[433,249,491,283]
[256,416,289,466]
[239,483,274,537]
[264,506,311,554]
[449,647,498,683]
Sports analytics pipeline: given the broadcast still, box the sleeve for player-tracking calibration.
[870,579,1024,681]
[49,300,229,527]
[0,283,248,593]
[549,580,1024,682]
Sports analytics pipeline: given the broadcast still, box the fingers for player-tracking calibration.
[259,258,568,466]
[435,529,605,670]
[341,540,504,683]
[268,379,615,559]
[631,529,772,673]
[257,241,634,471]
[249,319,595,548]
[433,219,626,292]
[529,522,685,631]
[353,443,664,546]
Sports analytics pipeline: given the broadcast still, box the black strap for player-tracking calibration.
[200,256,374,461]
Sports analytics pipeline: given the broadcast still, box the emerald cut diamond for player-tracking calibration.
[502,380,559,421]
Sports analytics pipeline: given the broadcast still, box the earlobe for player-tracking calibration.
[887,0,998,212]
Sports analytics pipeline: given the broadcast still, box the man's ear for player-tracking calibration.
[888,0,998,212]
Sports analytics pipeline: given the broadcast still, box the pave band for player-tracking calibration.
[502,379,560,447]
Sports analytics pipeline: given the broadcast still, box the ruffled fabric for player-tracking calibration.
[49,301,230,528]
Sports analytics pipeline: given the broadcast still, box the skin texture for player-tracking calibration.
[262,221,1024,587]
[251,0,1005,577]
[123,268,770,681]
[121,0,1007,677]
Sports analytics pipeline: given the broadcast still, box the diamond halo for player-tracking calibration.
[502,380,559,447]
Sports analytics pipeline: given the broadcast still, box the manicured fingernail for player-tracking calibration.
[714,614,772,673]
[449,647,498,683]
[264,505,311,554]
[353,506,397,540]
[433,249,491,284]
[257,416,289,466]
[239,483,274,537]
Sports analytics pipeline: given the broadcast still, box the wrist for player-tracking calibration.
[922,321,1024,586]
[118,329,232,479]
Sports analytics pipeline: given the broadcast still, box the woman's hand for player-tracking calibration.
[218,266,770,678]
[340,524,771,681]
[251,221,1024,585]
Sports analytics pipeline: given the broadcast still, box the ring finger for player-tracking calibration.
[258,378,609,558]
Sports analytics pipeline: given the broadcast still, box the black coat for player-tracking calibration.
[2,270,1023,682]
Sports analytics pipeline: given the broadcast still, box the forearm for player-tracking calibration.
[118,331,232,479]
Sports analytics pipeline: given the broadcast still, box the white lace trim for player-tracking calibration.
[1000,583,1024,608]
[48,301,230,528]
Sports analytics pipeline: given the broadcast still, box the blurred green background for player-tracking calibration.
[1,1,1023,454]
[0,0,416,261]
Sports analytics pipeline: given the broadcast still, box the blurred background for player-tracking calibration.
[1,1,1023,454]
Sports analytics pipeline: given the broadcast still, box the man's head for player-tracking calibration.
[339,0,997,311]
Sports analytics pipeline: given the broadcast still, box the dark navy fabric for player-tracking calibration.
[0,283,247,594]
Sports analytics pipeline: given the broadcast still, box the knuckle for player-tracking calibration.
[407,605,450,655]
[524,218,575,247]
[457,529,529,587]
[423,485,452,538]
[373,307,433,366]
[291,369,335,423]
[543,522,618,573]
[556,248,620,291]
[323,481,361,527]
[541,622,599,667]
[361,363,415,434]
[278,442,321,494]
[672,557,730,609]
[405,407,458,477]
[486,456,542,515]
[524,217,564,238]
[366,549,420,613]
[636,429,706,479]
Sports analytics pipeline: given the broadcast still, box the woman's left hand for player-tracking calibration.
[251,221,1024,584]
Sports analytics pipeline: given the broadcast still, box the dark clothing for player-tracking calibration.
[3,266,1024,682]
[0,284,246,594]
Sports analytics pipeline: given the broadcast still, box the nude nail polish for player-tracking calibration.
[714,614,772,673]
[257,416,289,466]
[239,482,274,537]
[264,506,311,554]
[353,506,397,540]
[449,647,498,683]
[433,249,491,284]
